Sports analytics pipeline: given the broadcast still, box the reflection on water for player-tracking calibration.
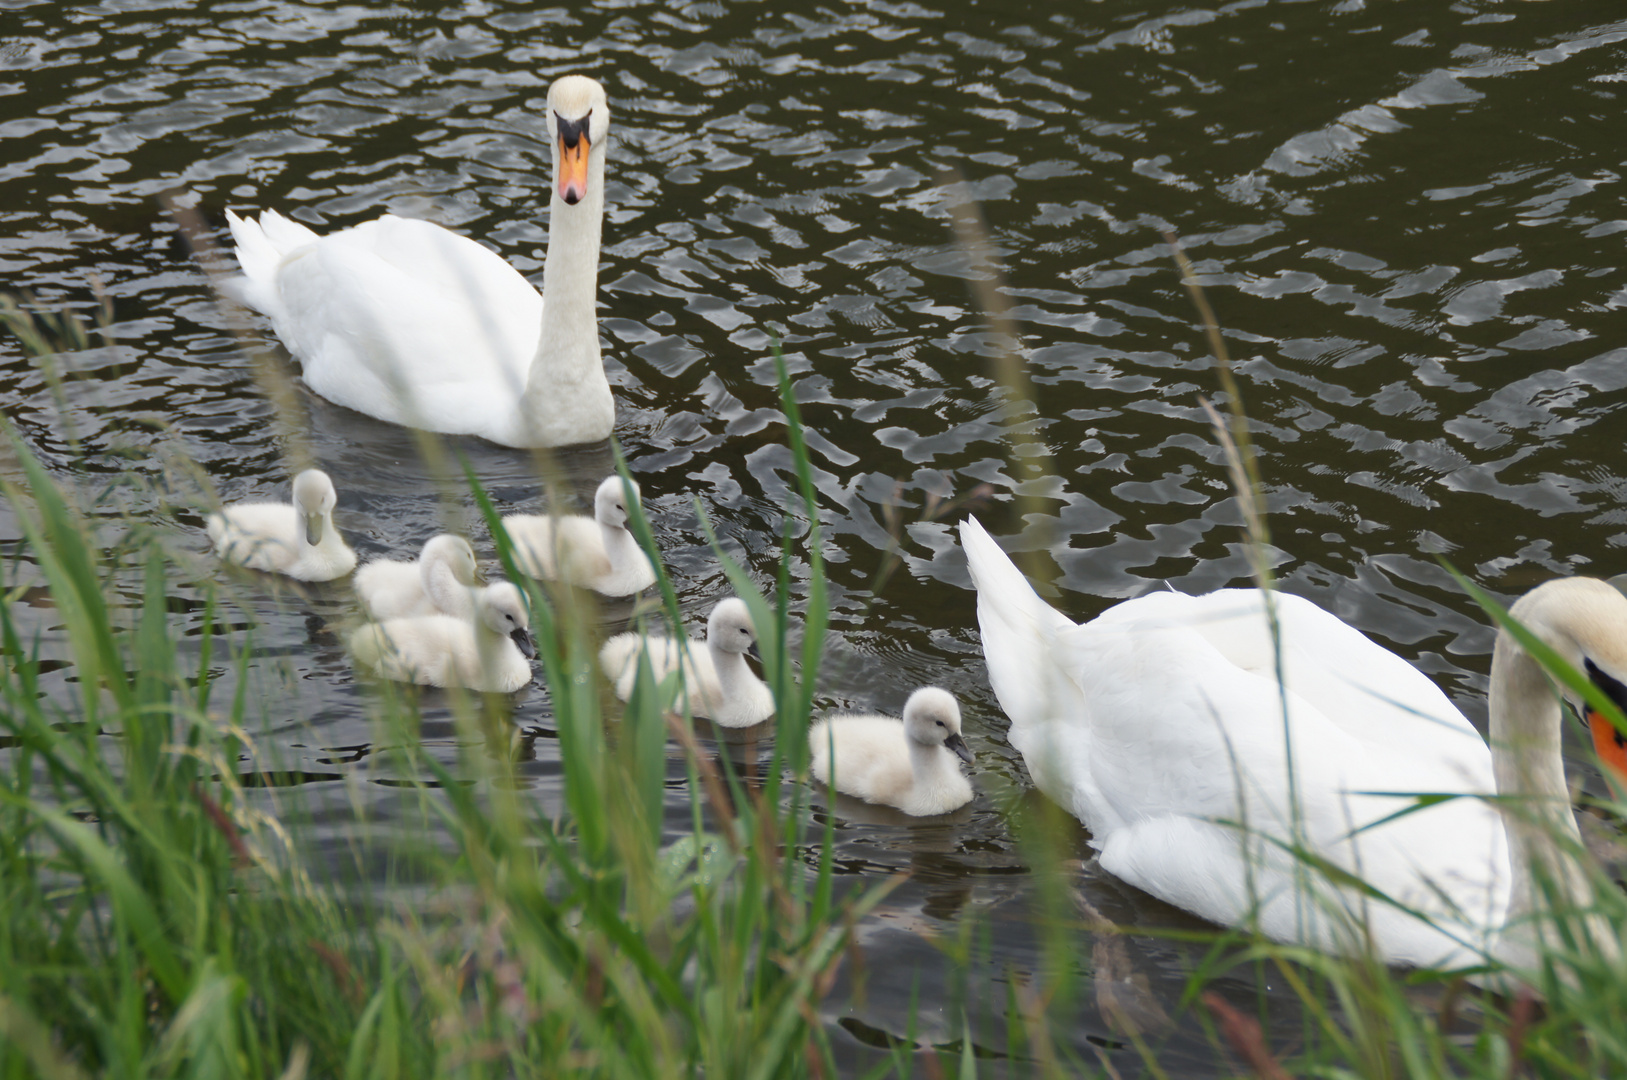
[5,0,1627,1071]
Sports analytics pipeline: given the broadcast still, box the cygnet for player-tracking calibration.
[349,581,536,693]
[355,534,479,621]
[504,476,657,596]
[207,468,356,582]
[599,596,773,727]
[808,687,975,817]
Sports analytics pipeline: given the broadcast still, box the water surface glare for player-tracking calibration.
[4,0,1627,1072]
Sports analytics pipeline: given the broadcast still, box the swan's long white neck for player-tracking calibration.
[709,642,755,702]
[601,521,642,573]
[1487,597,1608,971]
[519,133,611,445]
[909,739,957,792]
[422,556,473,619]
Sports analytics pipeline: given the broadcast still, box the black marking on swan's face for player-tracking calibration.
[556,111,590,150]
[1585,659,1627,746]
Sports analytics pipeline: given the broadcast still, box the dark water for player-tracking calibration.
[4,0,1627,1071]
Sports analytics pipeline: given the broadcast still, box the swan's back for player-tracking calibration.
[207,502,299,571]
[355,560,435,620]
[257,215,544,431]
[508,515,611,582]
[600,632,716,706]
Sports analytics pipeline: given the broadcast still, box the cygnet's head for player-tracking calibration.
[594,475,640,530]
[291,469,338,545]
[479,581,537,659]
[546,75,610,205]
[422,534,479,585]
[706,597,759,656]
[903,687,973,764]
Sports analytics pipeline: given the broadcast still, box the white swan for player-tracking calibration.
[599,597,774,727]
[960,516,1627,972]
[354,534,479,621]
[809,687,976,817]
[348,581,536,693]
[224,75,613,448]
[207,468,356,582]
[504,476,656,596]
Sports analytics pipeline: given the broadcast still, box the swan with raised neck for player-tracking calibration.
[223,74,613,448]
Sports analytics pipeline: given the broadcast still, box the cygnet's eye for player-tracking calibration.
[935,720,946,729]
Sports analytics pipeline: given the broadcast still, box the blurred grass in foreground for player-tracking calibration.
[3,261,1627,1079]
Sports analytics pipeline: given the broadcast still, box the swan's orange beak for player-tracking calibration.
[1587,708,1627,788]
[556,117,591,205]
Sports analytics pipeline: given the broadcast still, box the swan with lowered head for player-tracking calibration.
[207,468,356,582]
[809,687,976,817]
[349,580,536,693]
[599,597,774,727]
[504,475,656,596]
[224,75,613,448]
[960,515,1627,973]
[355,533,480,621]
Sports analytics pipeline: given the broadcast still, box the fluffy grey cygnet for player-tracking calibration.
[599,597,773,726]
[349,581,536,693]
[504,476,656,596]
[809,687,975,816]
[355,533,479,620]
[207,468,356,582]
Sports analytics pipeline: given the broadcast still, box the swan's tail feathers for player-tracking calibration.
[256,208,321,252]
[222,208,319,317]
[959,517,1077,731]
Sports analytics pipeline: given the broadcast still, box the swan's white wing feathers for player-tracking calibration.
[355,559,432,620]
[1091,589,1493,792]
[268,220,542,433]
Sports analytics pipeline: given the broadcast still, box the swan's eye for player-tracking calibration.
[935,720,946,728]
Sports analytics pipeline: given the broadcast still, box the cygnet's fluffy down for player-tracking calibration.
[809,687,975,817]
[504,476,657,596]
[599,596,773,727]
[349,581,536,693]
[207,468,356,582]
[355,534,479,620]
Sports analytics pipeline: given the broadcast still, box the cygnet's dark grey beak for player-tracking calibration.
[747,642,762,662]
[304,511,324,546]
[945,732,973,764]
[512,628,537,659]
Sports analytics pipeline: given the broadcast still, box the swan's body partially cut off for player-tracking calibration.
[505,476,656,596]
[810,687,975,817]
[355,534,480,621]
[207,469,356,582]
[960,516,1627,973]
[224,75,613,449]
[349,581,536,693]
[599,597,773,727]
